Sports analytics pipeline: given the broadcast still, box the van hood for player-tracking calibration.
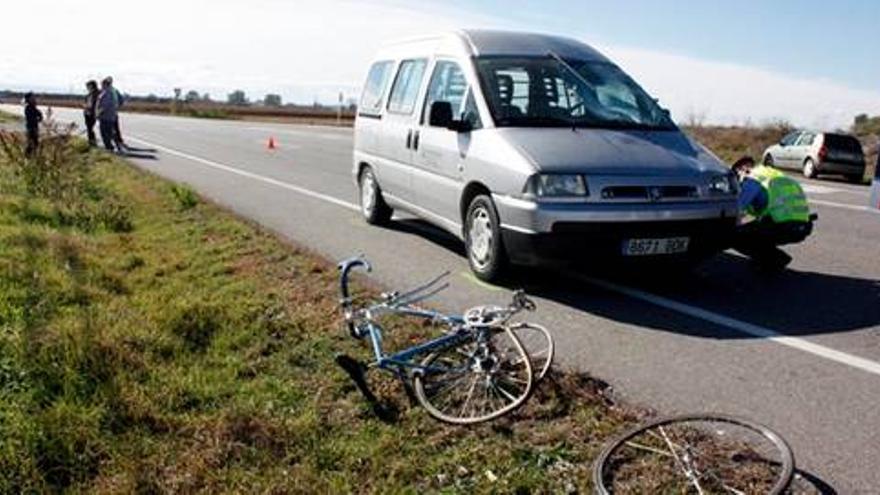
[498,128,727,177]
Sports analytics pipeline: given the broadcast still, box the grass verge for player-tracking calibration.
[0,127,640,493]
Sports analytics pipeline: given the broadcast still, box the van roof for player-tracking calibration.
[459,29,610,62]
[376,30,611,63]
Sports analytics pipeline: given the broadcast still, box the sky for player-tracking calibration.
[2,0,878,128]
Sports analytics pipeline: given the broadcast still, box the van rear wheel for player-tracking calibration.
[464,195,507,282]
[359,167,392,225]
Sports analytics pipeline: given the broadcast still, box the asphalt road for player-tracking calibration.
[8,105,879,492]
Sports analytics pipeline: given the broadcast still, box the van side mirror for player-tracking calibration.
[429,101,454,128]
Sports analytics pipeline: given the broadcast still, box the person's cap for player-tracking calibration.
[732,155,756,171]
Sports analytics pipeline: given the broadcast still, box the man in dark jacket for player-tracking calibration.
[96,79,120,152]
[106,76,127,150]
[24,92,43,157]
[83,80,99,146]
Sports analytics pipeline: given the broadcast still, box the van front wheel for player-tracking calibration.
[359,167,392,225]
[465,195,507,282]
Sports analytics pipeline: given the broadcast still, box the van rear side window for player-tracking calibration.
[387,59,428,115]
[360,61,394,116]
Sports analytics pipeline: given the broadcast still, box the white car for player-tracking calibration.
[762,131,866,183]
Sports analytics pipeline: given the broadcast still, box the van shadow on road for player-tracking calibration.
[380,217,880,340]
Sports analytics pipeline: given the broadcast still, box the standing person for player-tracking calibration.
[106,76,127,150]
[96,79,120,152]
[23,92,43,157]
[731,156,813,271]
[83,80,99,146]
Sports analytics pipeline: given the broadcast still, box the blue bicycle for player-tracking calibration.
[336,256,552,424]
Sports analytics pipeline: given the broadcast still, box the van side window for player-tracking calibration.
[387,59,428,115]
[422,61,468,124]
[462,91,482,130]
[359,61,394,116]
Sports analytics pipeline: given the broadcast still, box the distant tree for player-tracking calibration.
[854,114,869,127]
[173,88,182,101]
[145,94,159,102]
[264,93,282,107]
[227,90,248,106]
[185,90,201,102]
[202,93,211,102]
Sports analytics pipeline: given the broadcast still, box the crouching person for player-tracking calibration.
[731,156,814,271]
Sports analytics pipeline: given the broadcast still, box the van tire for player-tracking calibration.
[802,158,817,179]
[358,167,392,225]
[464,195,507,282]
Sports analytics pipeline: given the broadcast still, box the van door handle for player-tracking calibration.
[412,130,420,151]
[405,129,413,149]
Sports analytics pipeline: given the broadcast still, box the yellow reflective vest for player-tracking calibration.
[745,165,810,223]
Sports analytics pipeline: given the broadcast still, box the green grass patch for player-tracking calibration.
[0,131,639,493]
[0,109,22,124]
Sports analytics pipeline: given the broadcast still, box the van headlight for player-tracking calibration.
[708,173,738,195]
[525,174,589,197]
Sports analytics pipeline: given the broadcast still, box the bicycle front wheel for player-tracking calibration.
[509,322,554,381]
[593,414,795,494]
[413,327,534,425]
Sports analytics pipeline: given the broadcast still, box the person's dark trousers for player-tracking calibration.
[99,119,116,151]
[732,218,801,270]
[25,129,38,157]
[84,114,97,146]
[114,119,125,146]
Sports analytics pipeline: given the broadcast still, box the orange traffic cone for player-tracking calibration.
[267,136,277,150]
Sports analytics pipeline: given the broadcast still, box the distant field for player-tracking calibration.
[0,97,355,127]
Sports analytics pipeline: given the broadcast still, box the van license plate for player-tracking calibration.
[622,237,690,256]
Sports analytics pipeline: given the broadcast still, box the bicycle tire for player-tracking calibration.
[509,322,554,381]
[593,414,795,495]
[412,327,534,425]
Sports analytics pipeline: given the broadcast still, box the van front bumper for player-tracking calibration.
[493,194,738,264]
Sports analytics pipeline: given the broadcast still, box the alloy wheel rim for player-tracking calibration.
[469,207,493,269]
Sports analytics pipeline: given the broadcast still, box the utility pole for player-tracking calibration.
[337,91,343,126]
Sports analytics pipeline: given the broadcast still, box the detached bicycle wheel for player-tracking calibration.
[413,327,533,425]
[509,322,554,381]
[593,414,794,495]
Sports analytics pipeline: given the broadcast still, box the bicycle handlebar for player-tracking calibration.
[338,256,371,301]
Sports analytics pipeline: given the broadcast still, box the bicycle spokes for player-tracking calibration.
[595,415,794,494]
[413,328,534,425]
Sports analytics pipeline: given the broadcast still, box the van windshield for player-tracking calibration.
[475,57,676,130]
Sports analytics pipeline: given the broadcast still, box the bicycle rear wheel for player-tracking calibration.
[593,414,794,494]
[509,322,554,381]
[413,327,533,425]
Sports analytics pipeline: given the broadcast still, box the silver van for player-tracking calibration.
[353,30,739,281]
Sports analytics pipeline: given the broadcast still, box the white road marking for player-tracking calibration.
[579,275,880,377]
[125,136,880,377]
[811,199,877,213]
[801,184,842,195]
[127,136,359,212]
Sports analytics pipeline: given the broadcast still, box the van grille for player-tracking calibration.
[600,185,698,201]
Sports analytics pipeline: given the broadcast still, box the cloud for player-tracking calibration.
[2,0,877,127]
[600,44,880,129]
